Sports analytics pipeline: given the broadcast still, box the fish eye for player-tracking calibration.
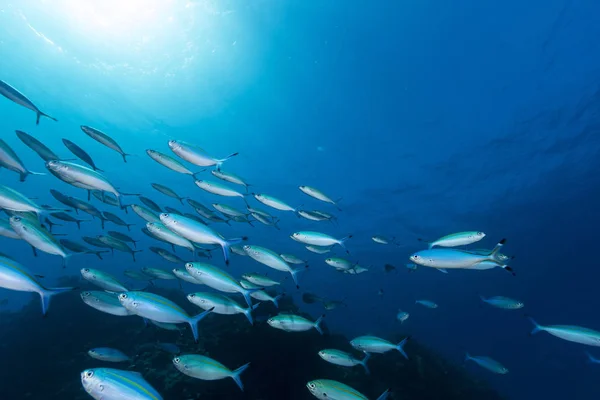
[119,294,127,299]
[173,357,180,363]
[83,269,89,272]
[188,294,195,298]
[308,383,316,389]
[86,371,94,378]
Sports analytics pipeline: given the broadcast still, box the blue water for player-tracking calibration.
[1,0,600,399]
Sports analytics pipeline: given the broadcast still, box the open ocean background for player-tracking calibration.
[1,1,600,399]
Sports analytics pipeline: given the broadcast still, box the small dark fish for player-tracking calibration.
[51,212,89,230]
[150,246,185,263]
[0,80,57,125]
[43,217,62,233]
[165,207,183,215]
[0,139,45,182]
[91,191,131,214]
[155,342,181,354]
[103,211,135,231]
[302,292,324,304]
[107,231,139,249]
[151,183,187,204]
[15,130,62,162]
[83,236,114,255]
[378,289,384,296]
[80,125,131,162]
[60,239,109,259]
[384,264,396,273]
[139,196,162,213]
[62,139,103,171]
[49,190,78,211]
[97,235,142,261]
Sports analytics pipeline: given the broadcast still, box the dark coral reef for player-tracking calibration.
[0,282,503,400]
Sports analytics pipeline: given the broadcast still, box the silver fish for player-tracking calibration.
[168,139,238,169]
[45,161,124,209]
[10,216,70,266]
[151,183,187,204]
[88,348,130,363]
[81,291,135,316]
[146,149,203,176]
[465,353,509,374]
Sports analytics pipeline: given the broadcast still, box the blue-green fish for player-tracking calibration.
[267,313,324,334]
[88,348,130,362]
[172,355,250,391]
[350,336,408,359]
[253,193,297,212]
[80,268,129,292]
[419,231,485,249]
[81,291,134,317]
[173,268,201,284]
[141,267,176,280]
[465,353,509,374]
[187,292,259,325]
[15,130,62,162]
[0,185,46,214]
[415,300,438,309]
[318,349,371,374]
[0,80,57,125]
[241,272,280,287]
[480,296,523,309]
[132,204,161,223]
[185,262,260,307]
[81,368,162,400]
[211,169,250,189]
[528,317,600,346]
[0,255,75,315]
[146,222,194,252]
[307,379,389,400]
[118,291,213,342]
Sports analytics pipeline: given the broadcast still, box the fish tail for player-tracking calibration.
[37,111,57,125]
[38,286,77,316]
[132,250,143,262]
[272,293,284,309]
[360,352,371,375]
[338,235,353,254]
[243,303,261,325]
[290,265,309,289]
[126,223,135,231]
[188,307,214,343]
[500,265,516,276]
[465,352,471,362]
[192,170,206,179]
[230,362,250,391]
[218,152,239,166]
[487,238,507,259]
[527,316,543,335]
[222,236,248,265]
[375,389,390,400]
[585,352,600,364]
[122,153,132,163]
[314,314,325,335]
[396,337,409,360]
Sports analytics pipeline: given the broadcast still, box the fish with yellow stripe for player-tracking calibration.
[307,379,389,400]
[0,254,76,315]
[81,367,163,400]
[118,291,213,342]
